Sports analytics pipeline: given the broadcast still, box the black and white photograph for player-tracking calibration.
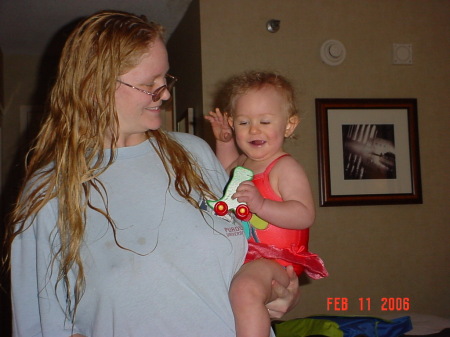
[342,124,396,180]
[316,98,422,206]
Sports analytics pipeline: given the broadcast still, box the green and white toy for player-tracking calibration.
[207,166,268,238]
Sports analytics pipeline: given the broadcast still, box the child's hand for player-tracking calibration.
[232,181,265,214]
[204,108,233,142]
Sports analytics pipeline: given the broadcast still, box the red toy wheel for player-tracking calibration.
[235,204,251,221]
[214,201,228,216]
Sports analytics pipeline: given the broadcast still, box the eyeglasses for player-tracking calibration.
[117,74,178,102]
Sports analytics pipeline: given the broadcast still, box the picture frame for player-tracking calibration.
[315,98,422,206]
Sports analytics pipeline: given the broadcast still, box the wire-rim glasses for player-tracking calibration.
[117,74,178,102]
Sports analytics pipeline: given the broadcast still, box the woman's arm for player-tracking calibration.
[11,202,78,336]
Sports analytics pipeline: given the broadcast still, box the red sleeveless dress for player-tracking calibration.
[244,154,328,279]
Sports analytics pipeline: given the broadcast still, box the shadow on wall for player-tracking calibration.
[0,17,82,337]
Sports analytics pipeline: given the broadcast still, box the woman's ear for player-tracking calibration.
[285,115,300,137]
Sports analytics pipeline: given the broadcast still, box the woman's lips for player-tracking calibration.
[145,106,160,112]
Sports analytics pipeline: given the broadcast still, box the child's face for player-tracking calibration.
[229,86,299,163]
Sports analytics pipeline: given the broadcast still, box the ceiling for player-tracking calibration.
[0,0,193,56]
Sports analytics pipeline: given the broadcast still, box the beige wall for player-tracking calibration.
[198,0,450,318]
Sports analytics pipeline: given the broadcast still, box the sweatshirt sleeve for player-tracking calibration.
[10,200,81,337]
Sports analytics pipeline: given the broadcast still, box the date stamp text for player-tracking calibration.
[326,297,410,312]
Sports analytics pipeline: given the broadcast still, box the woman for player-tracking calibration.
[5,10,299,337]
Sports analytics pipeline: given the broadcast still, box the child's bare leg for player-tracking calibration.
[229,259,290,337]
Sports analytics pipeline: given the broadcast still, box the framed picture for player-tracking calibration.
[315,98,422,206]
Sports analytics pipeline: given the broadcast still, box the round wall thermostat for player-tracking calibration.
[320,39,346,66]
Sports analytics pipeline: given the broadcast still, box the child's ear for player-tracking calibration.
[285,115,300,137]
[228,116,234,129]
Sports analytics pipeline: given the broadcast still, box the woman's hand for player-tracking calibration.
[204,108,233,142]
[266,265,300,319]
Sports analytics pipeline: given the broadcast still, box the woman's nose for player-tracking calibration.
[161,87,171,101]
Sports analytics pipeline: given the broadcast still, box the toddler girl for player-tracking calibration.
[206,71,328,337]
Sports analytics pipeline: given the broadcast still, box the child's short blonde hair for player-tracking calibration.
[224,71,298,119]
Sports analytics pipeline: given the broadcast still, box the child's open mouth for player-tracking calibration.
[250,140,266,146]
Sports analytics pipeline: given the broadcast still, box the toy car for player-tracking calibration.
[207,166,253,221]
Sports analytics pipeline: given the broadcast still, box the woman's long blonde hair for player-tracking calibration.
[4,10,214,320]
